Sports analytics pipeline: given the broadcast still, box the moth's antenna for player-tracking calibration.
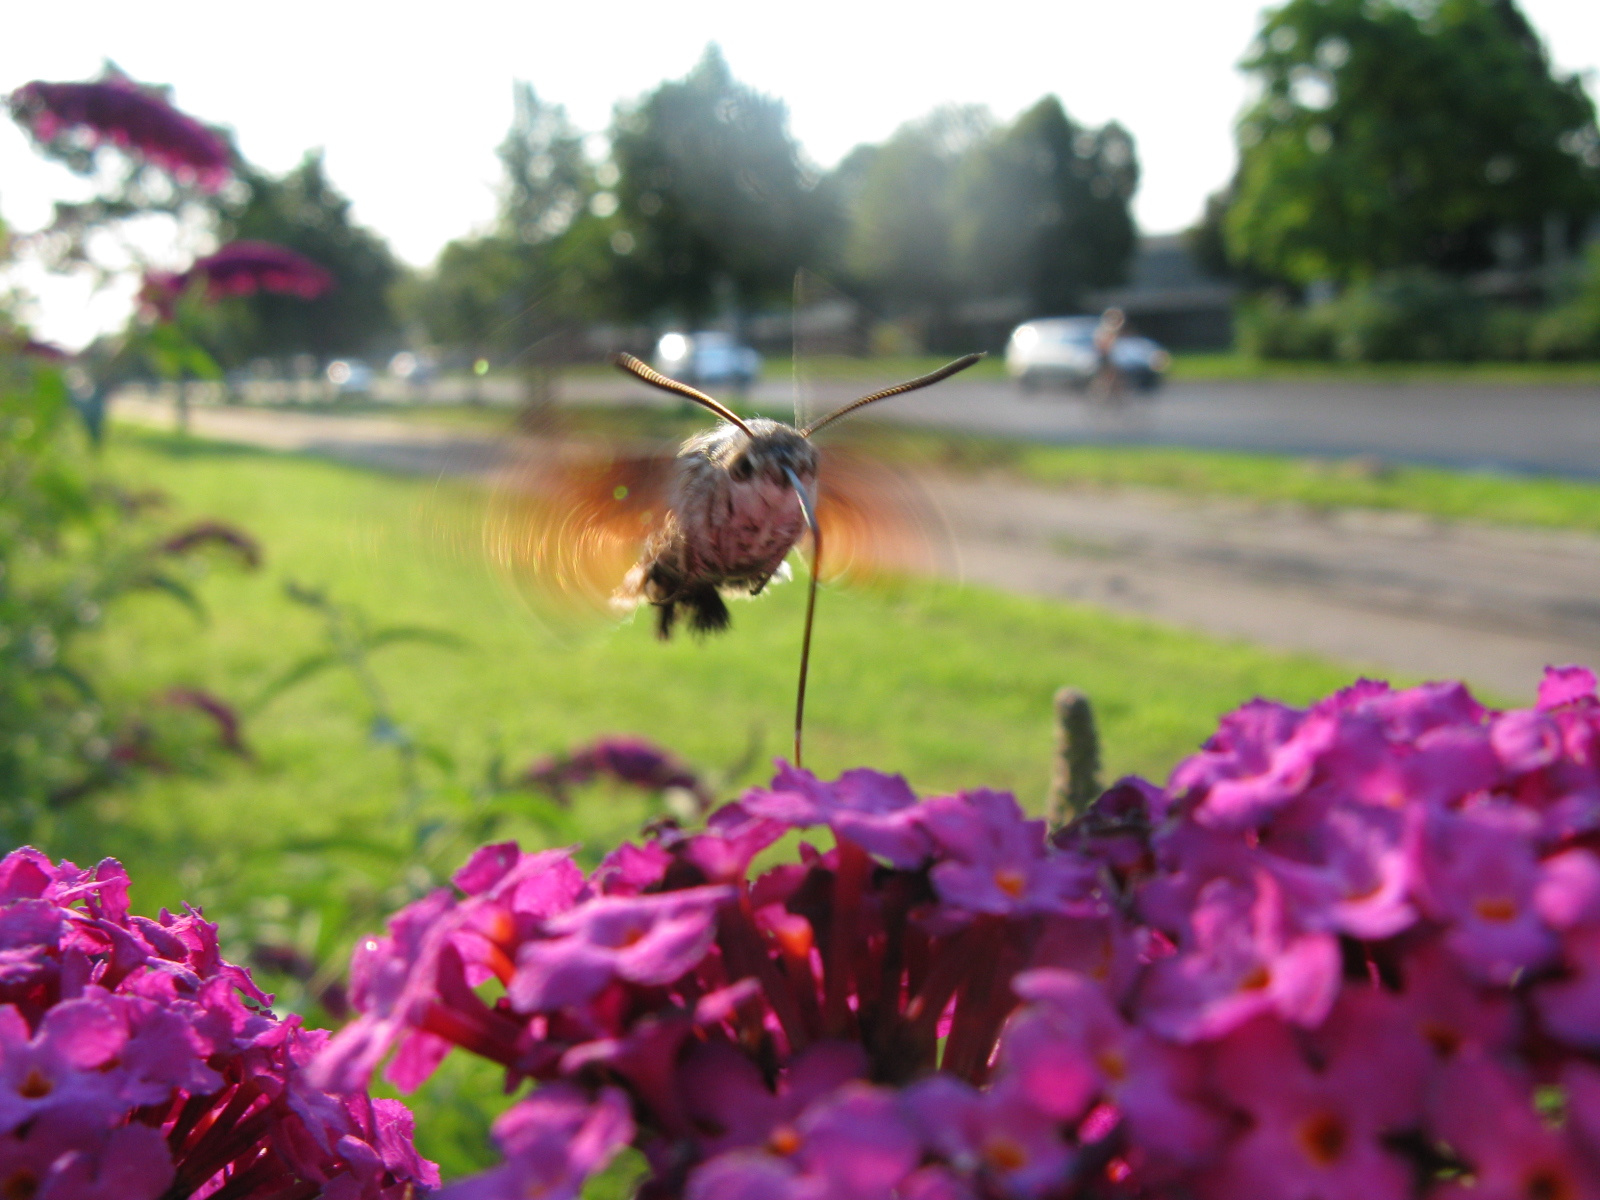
[800,353,984,437]
[784,466,821,769]
[613,354,755,437]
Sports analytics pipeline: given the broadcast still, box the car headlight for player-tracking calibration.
[657,333,690,363]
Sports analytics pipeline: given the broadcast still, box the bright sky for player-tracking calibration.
[3,0,1596,348]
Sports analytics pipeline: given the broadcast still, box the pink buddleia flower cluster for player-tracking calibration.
[317,667,1600,1199]
[141,242,335,322]
[7,78,231,191]
[0,848,437,1200]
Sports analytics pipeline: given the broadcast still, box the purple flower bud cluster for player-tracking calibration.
[521,736,713,812]
[141,242,335,322]
[0,848,437,1200]
[8,79,231,191]
[319,666,1600,1198]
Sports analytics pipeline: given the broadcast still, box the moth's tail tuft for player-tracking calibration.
[683,586,730,637]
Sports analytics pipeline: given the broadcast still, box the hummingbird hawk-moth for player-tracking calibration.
[485,350,982,764]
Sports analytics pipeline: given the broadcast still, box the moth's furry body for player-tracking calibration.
[615,418,820,638]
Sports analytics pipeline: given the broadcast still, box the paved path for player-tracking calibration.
[117,398,1600,703]
[565,375,1600,478]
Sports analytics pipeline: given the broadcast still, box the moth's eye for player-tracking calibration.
[729,455,754,482]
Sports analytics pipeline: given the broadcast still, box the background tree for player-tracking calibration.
[833,101,1139,343]
[212,152,402,363]
[608,46,833,324]
[1225,0,1600,285]
[402,84,609,403]
[836,107,990,333]
[956,97,1139,314]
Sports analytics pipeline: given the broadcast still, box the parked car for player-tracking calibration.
[1005,317,1170,392]
[654,331,761,389]
[325,358,374,394]
[388,350,439,385]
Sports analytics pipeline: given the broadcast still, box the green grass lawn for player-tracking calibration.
[69,430,1366,897]
[1168,352,1600,385]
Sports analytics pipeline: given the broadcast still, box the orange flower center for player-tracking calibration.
[768,1125,802,1157]
[1420,1020,1463,1058]
[1239,965,1273,991]
[1473,896,1519,923]
[1096,1048,1128,1082]
[2,1170,38,1200]
[774,918,814,959]
[1295,1112,1349,1168]
[994,869,1027,899]
[1523,1164,1576,1200]
[17,1069,51,1100]
[983,1138,1029,1172]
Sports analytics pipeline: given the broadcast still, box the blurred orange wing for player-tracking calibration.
[485,441,675,620]
[814,446,945,585]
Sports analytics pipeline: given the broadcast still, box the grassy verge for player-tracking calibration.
[1168,353,1600,385]
[50,429,1365,1175]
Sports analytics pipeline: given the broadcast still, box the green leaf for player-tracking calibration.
[46,663,98,702]
[416,742,456,773]
[139,573,207,623]
[362,626,470,654]
[248,651,341,714]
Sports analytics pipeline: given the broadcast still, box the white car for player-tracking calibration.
[1006,317,1170,392]
[325,358,375,394]
[654,331,761,389]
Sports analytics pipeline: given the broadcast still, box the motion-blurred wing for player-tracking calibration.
[814,446,946,584]
[485,442,674,620]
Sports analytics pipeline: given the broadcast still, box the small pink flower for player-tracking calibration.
[1197,1006,1423,1200]
[1428,1050,1597,1200]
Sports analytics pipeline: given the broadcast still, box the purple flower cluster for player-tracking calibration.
[521,736,714,812]
[0,848,437,1200]
[142,242,334,322]
[319,667,1600,1198]
[8,79,231,191]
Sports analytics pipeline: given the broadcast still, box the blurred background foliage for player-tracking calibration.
[40,0,1596,373]
[209,152,403,363]
[0,335,258,837]
[1192,0,1600,362]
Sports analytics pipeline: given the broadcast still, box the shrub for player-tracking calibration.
[0,345,257,832]
[1236,292,1337,360]
[1529,245,1600,361]
[0,847,436,1198]
[1326,269,1488,362]
[1234,267,1600,363]
[315,667,1600,1199]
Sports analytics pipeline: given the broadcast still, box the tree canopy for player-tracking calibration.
[403,53,1142,355]
[1225,0,1600,285]
[403,85,611,373]
[212,152,402,362]
[836,98,1140,331]
[957,97,1139,314]
[608,47,834,323]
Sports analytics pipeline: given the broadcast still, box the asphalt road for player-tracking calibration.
[563,375,1600,477]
